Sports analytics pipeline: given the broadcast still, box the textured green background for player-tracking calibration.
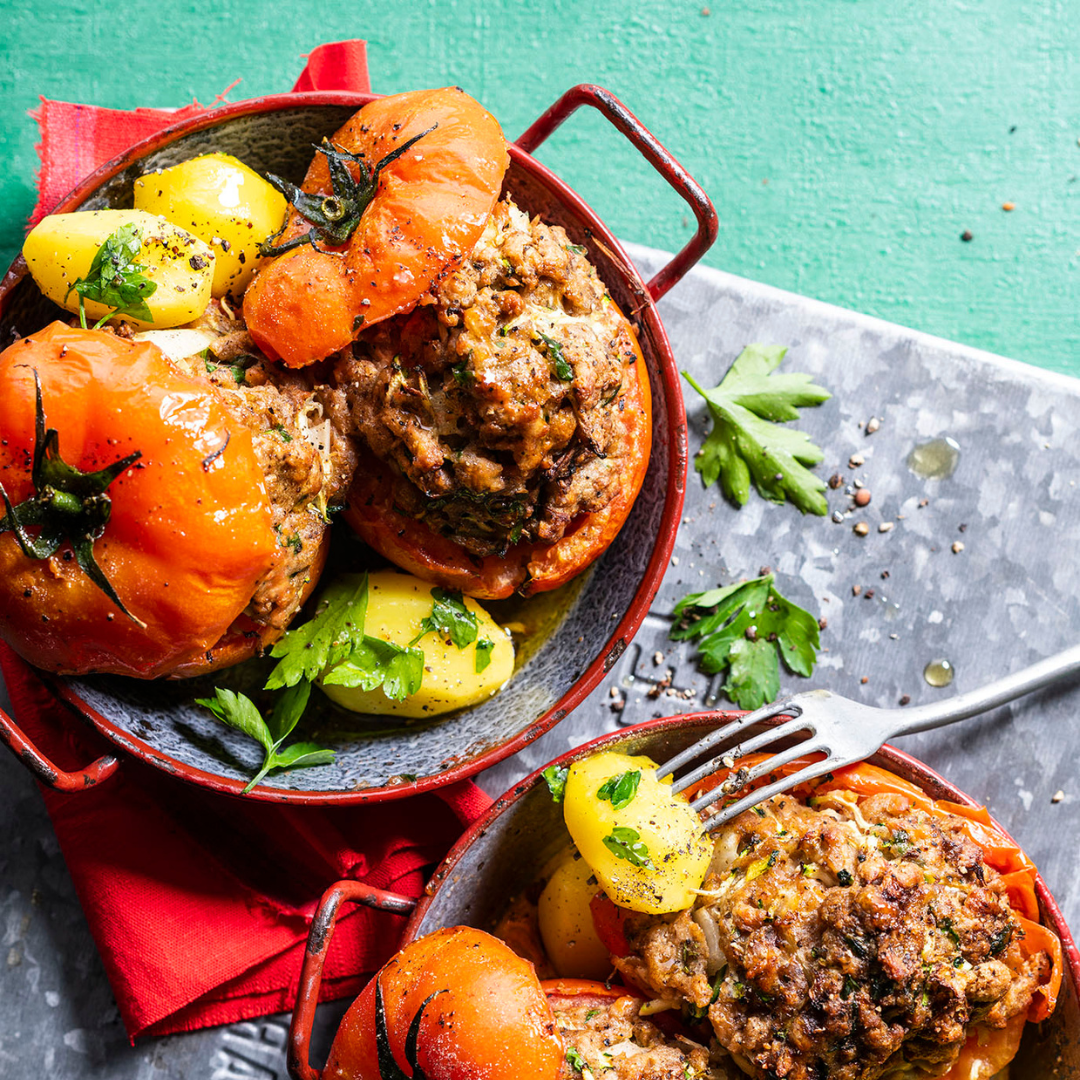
[1,0,1076,371]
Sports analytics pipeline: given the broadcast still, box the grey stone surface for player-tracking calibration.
[2,246,1078,1076]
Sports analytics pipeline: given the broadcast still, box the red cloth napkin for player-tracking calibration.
[13,39,494,1041]
[31,39,371,222]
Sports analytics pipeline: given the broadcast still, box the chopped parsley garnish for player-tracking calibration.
[841,974,860,1000]
[451,361,473,386]
[543,765,569,803]
[684,344,830,514]
[270,424,293,442]
[284,533,302,554]
[671,573,821,710]
[475,636,495,673]
[745,850,779,882]
[265,573,424,702]
[537,332,573,381]
[66,223,158,329]
[410,588,478,649]
[565,243,587,255]
[596,769,641,810]
[601,826,653,868]
[565,1048,592,1078]
[195,682,334,793]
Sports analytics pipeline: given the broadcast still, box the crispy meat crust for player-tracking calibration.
[328,198,640,557]
[614,789,1044,1080]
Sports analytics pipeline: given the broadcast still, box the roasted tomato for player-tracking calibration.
[323,926,563,1080]
[343,329,652,599]
[243,87,509,368]
[0,322,278,678]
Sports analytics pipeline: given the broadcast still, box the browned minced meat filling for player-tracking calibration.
[326,198,641,556]
[168,304,357,631]
[613,788,1045,1080]
[554,996,728,1080]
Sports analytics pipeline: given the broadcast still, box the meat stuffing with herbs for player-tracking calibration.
[165,303,357,632]
[325,198,641,556]
[613,787,1046,1080]
[554,994,730,1080]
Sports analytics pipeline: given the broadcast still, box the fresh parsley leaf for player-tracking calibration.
[475,636,495,673]
[196,688,271,752]
[270,423,293,442]
[565,243,587,255]
[684,345,830,514]
[265,679,312,744]
[537,332,573,381]
[596,770,641,810]
[410,588,478,649]
[321,636,424,702]
[66,224,158,329]
[265,574,369,689]
[672,574,821,710]
[195,683,334,793]
[451,362,473,386]
[543,765,569,803]
[271,742,336,769]
[601,826,654,868]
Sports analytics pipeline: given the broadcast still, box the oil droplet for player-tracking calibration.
[924,658,955,687]
[907,437,961,479]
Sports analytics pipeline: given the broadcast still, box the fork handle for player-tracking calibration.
[892,643,1080,736]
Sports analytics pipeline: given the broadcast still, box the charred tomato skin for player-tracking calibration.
[0,322,277,678]
[344,317,652,600]
[323,926,564,1080]
[243,87,509,368]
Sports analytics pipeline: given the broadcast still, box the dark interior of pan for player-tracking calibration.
[0,101,684,802]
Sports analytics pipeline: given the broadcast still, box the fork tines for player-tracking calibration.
[656,697,831,832]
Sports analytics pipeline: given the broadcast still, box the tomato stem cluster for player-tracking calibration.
[259,124,437,257]
[0,369,144,625]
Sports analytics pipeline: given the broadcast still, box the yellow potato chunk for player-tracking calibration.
[23,209,213,329]
[538,851,612,980]
[133,153,287,303]
[563,751,713,915]
[319,570,513,718]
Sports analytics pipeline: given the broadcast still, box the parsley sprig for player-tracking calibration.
[267,574,425,701]
[671,573,821,710]
[196,682,335,793]
[684,344,830,514]
[66,224,158,329]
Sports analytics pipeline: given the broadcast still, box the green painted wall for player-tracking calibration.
[1,0,1076,371]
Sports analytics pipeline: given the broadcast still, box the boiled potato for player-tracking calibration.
[563,751,712,915]
[319,570,513,718]
[538,850,612,979]
[23,209,213,329]
[133,153,287,302]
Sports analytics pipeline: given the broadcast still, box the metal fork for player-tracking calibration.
[657,644,1080,831]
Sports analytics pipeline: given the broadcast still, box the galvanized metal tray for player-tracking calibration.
[3,244,1078,1077]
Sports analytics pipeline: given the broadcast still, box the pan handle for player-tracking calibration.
[516,84,718,303]
[0,702,120,791]
[288,879,417,1080]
